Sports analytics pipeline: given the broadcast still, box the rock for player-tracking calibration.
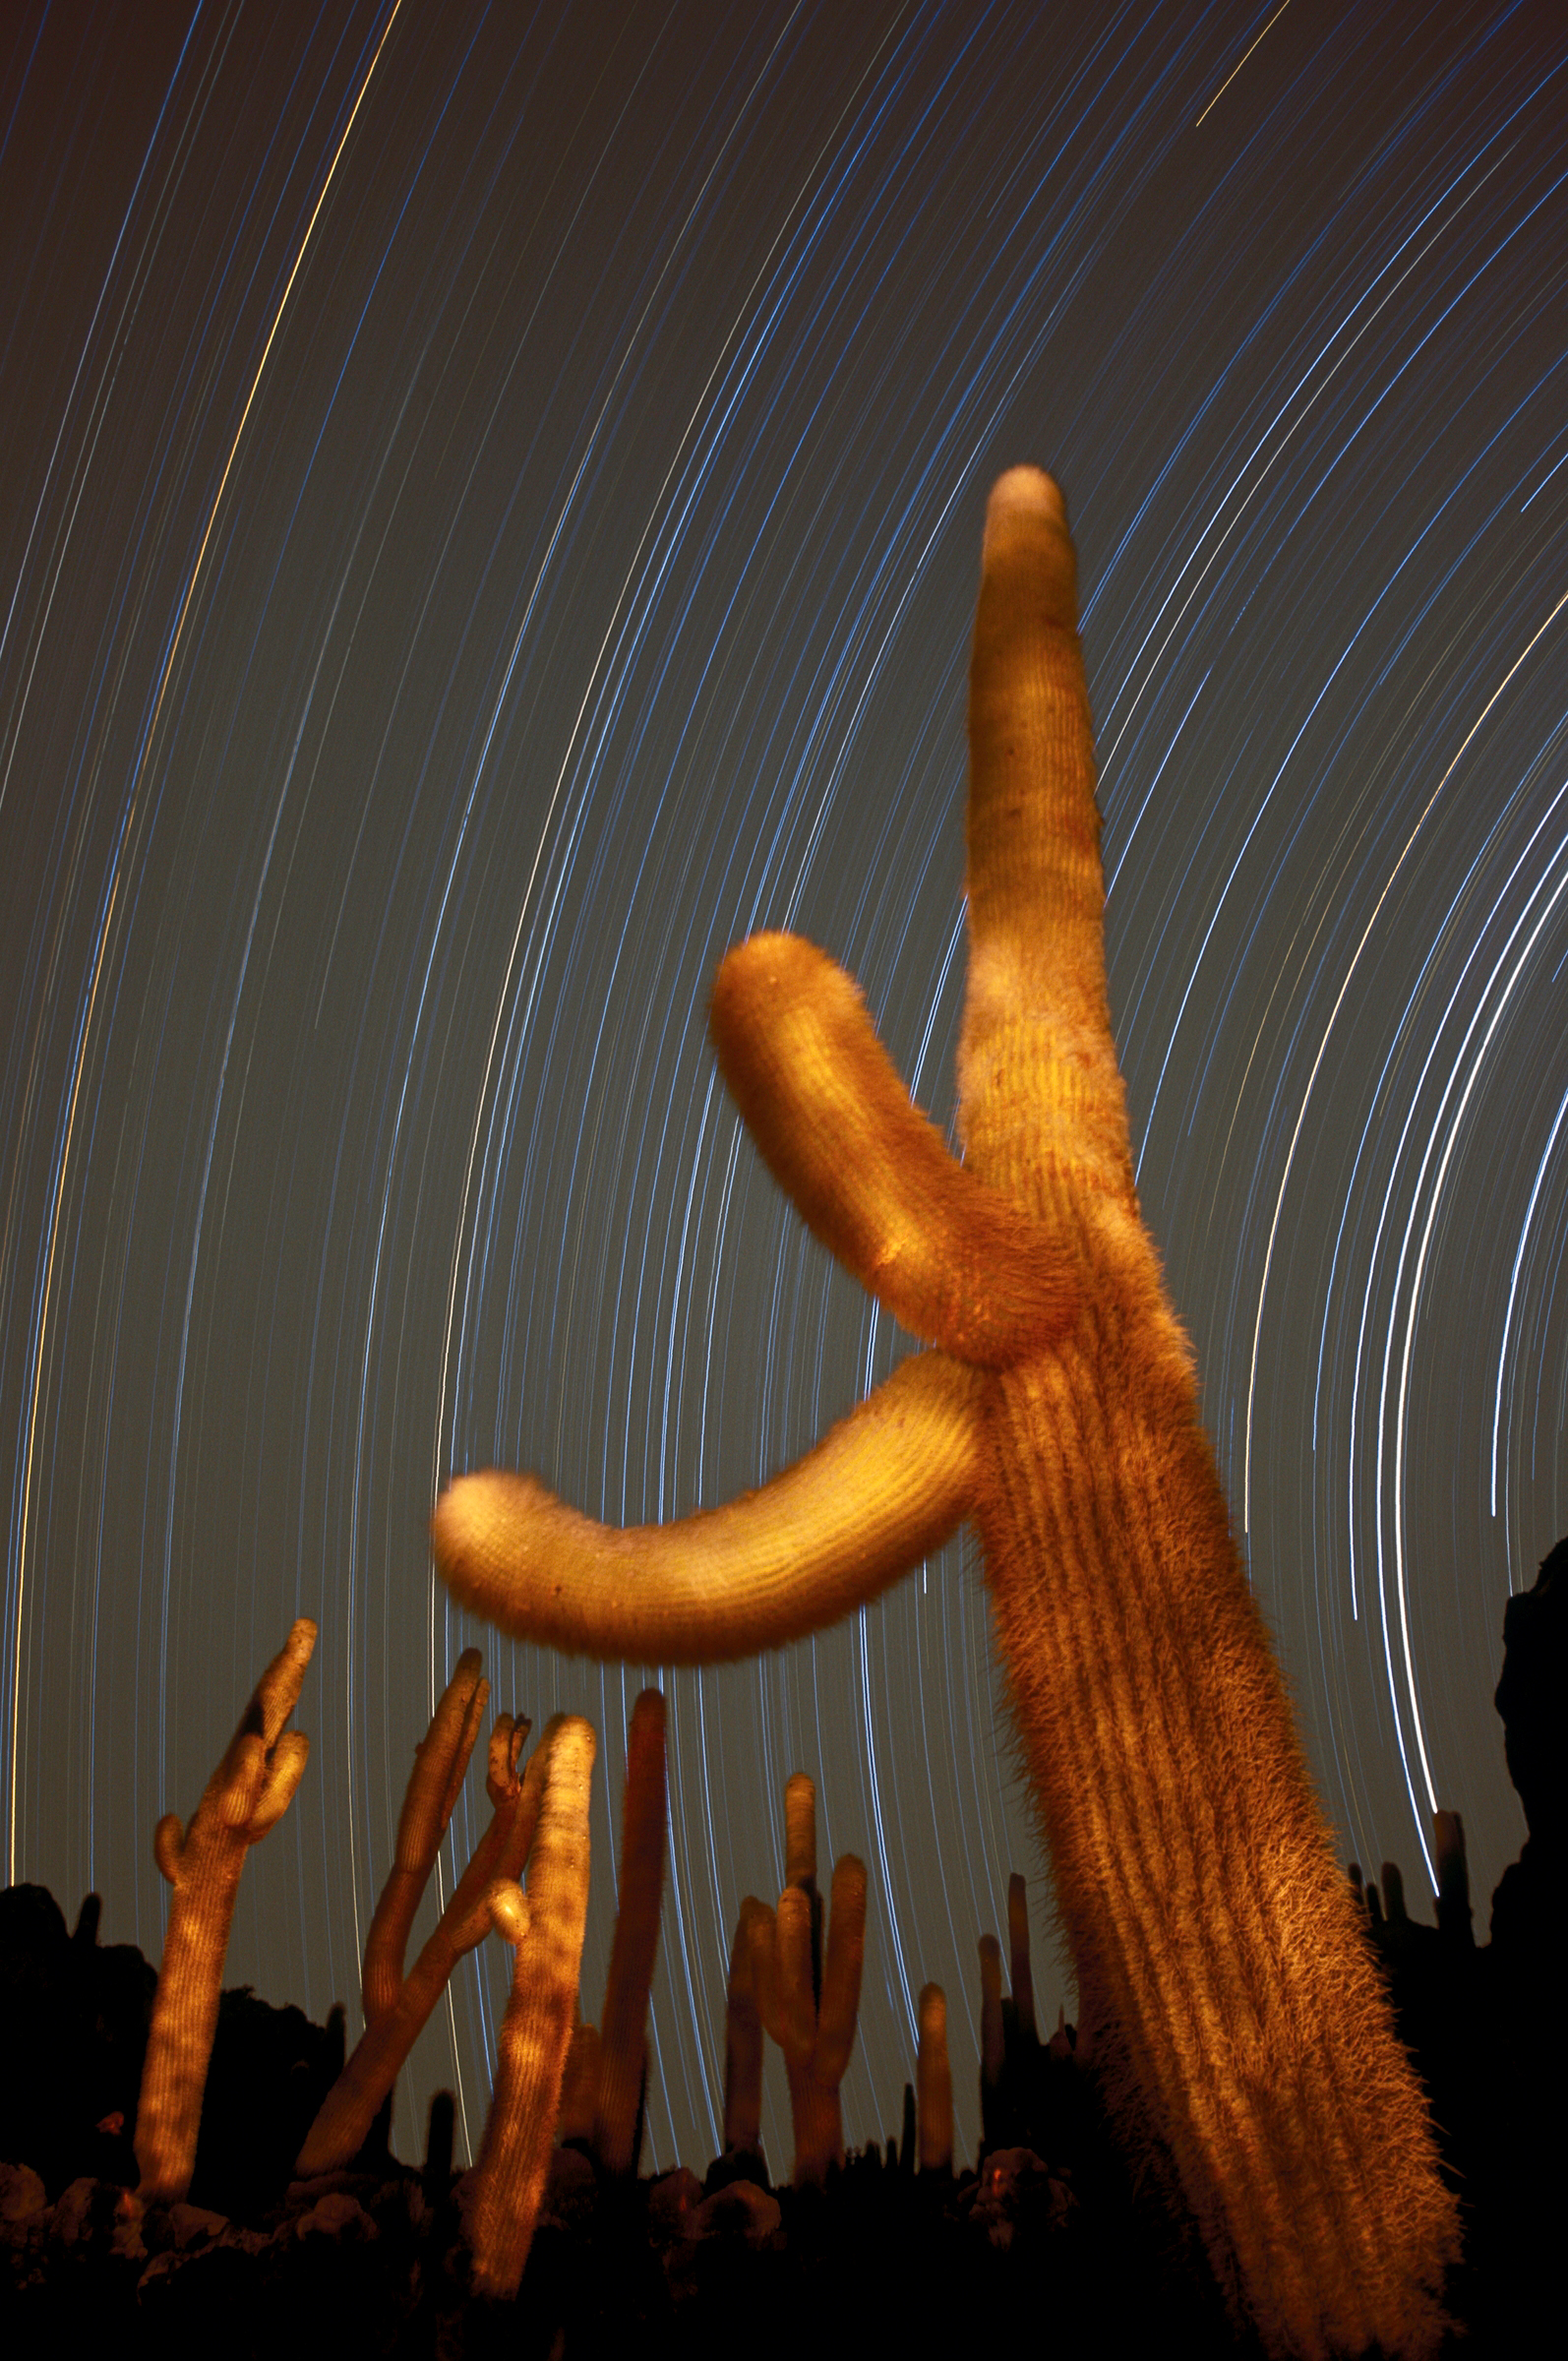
[539,2143,597,2232]
[646,2165,703,2243]
[692,2177,780,2245]
[966,2147,1074,2249]
[0,2160,45,2223]
[168,2200,229,2250]
[296,2189,377,2240]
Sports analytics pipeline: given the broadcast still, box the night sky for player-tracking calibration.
[3,0,1565,2176]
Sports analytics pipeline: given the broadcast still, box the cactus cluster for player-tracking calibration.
[125,473,1463,2355]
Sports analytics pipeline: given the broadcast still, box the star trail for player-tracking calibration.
[2,0,1564,2175]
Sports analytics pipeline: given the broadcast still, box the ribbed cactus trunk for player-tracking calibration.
[593,1687,666,2175]
[959,473,1455,2358]
[469,1716,595,2300]
[136,1619,316,2205]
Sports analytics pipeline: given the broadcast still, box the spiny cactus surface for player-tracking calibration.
[135,1619,316,2205]
[433,471,1458,2357]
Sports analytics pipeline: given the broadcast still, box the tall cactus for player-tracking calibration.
[917,1983,952,2175]
[592,1687,667,2175]
[296,1662,537,2174]
[722,1895,772,2154]
[433,470,1457,2355]
[468,1715,596,2299]
[135,1619,316,2203]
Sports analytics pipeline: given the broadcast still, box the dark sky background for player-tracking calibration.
[2,0,1565,2175]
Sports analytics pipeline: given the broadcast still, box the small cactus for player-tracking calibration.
[722,1895,772,2154]
[296,1662,537,2174]
[468,1715,596,2299]
[754,1776,867,2185]
[917,1982,952,2175]
[135,1619,316,2204]
[592,1688,667,2175]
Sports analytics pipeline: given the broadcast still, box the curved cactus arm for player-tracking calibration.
[432,1348,984,1662]
[710,931,1076,1365]
[363,1649,489,2025]
[593,1687,667,2174]
[295,1708,537,2176]
[135,1618,318,2204]
[468,1716,596,2301]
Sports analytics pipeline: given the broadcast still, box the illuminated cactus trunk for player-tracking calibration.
[961,475,1454,2356]
[135,1619,316,2204]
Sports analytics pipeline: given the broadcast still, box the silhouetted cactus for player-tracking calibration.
[917,1983,951,2175]
[134,1619,316,2205]
[558,2019,601,2145]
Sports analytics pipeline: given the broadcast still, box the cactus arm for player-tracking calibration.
[432,1348,985,1662]
[710,932,1076,1365]
[134,1618,317,2205]
[812,1853,867,2089]
[363,1649,488,2025]
[295,1710,539,2177]
[469,1716,596,2300]
[593,1687,668,2174]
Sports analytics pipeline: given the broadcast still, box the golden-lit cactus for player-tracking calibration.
[592,1687,667,2174]
[296,1665,537,2175]
[135,1619,316,2204]
[433,470,1458,2356]
[916,1983,952,2175]
[468,1715,596,2300]
[751,1776,867,2186]
[363,1648,490,2025]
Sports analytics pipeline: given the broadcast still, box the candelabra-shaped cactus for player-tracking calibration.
[135,1619,316,2204]
[296,1652,536,2174]
[433,470,1457,2355]
[469,1715,595,2299]
[750,1774,867,2186]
